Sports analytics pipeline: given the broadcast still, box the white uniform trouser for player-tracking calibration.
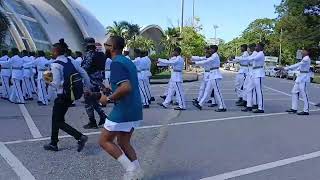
[143,78,152,100]
[1,76,10,99]
[292,82,309,112]
[163,81,186,109]
[10,78,24,104]
[235,73,246,99]
[47,85,56,102]
[139,80,149,105]
[199,79,226,109]
[37,78,48,105]
[197,79,206,102]
[22,77,33,99]
[104,71,110,86]
[247,77,264,110]
[30,72,37,93]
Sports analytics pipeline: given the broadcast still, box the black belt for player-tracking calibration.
[205,70,210,72]
[24,68,31,69]
[38,69,47,71]
[12,67,23,70]
[1,67,9,69]
[253,66,263,69]
[105,69,110,71]
[240,65,249,67]
[300,71,309,73]
[210,67,219,70]
[173,70,182,72]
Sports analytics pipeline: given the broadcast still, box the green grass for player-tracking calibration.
[151,71,171,79]
[313,75,320,84]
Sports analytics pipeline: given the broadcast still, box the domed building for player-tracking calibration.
[0,0,165,53]
[0,0,106,51]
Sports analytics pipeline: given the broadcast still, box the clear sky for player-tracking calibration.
[79,0,281,42]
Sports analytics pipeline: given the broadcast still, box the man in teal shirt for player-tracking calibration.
[98,36,143,180]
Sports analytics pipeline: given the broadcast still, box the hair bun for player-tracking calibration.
[59,39,65,44]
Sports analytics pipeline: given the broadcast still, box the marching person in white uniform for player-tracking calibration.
[190,45,227,112]
[133,49,149,108]
[191,47,217,107]
[241,44,259,111]
[21,50,33,100]
[25,51,51,105]
[28,52,37,94]
[230,44,250,106]
[285,49,312,115]
[0,48,25,104]
[142,51,155,102]
[158,47,186,110]
[241,43,265,113]
[316,61,320,107]
[74,51,83,67]
[0,50,11,100]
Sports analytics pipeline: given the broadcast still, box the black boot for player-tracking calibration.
[83,119,98,129]
[286,109,297,114]
[77,135,88,152]
[43,143,58,151]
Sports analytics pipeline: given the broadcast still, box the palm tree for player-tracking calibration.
[127,36,155,52]
[106,21,125,36]
[118,21,140,43]
[0,0,10,48]
[161,27,182,55]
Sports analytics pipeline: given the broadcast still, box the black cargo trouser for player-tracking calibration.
[51,95,82,145]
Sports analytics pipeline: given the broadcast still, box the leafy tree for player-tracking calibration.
[0,0,10,49]
[180,26,207,58]
[160,27,181,56]
[106,21,126,37]
[127,36,155,52]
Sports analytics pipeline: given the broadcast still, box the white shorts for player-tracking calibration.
[104,118,141,132]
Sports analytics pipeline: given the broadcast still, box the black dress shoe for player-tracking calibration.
[236,101,247,107]
[193,102,202,110]
[69,103,76,107]
[174,107,186,111]
[315,103,320,107]
[297,112,309,116]
[173,102,179,106]
[158,103,167,109]
[1,97,8,100]
[15,102,25,105]
[252,105,259,109]
[207,100,212,104]
[235,98,243,104]
[160,96,166,100]
[253,109,265,113]
[77,135,88,152]
[150,97,155,101]
[143,105,150,109]
[215,108,227,112]
[286,109,297,114]
[241,107,253,112]
[83,122,98,129]
[208,104,218,107]
[28,98,34,101]
[43,143,58,151]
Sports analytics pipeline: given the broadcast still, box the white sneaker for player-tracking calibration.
[123,168,144,180]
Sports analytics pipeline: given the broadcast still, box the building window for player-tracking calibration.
[34,42,51,51]
[5,0,34,18]
[22,19,48,41]
[31,5,48,24]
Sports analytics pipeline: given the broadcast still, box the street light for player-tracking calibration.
[180,0,184,33]
[213,25,219,43]
[192,0,195,27]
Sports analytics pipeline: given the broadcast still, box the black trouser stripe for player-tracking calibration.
[139,84,148,104]
[241,74,246,90]
[142,81,150,100]
[260,78,264,109]
[215,79,225,108]
[145,80,152,98]
[175,82,184,107]
[25,78,31,97]
[305,82,309,111]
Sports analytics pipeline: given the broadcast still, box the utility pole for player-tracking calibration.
[279,28,283,65]
[213,25,219,44]
[180,0,184,33]
[192,0,195,27]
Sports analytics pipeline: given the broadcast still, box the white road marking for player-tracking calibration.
[200,150,320,180]
[18,104,42,138]
[264,86,316,105]
[0,142,35,180]
[4,109,320,145]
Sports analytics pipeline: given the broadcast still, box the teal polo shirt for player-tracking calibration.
[109,55,143,123]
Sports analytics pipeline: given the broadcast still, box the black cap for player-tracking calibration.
[84,37,96,46]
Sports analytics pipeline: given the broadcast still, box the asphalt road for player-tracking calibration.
[0,70,320,180]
